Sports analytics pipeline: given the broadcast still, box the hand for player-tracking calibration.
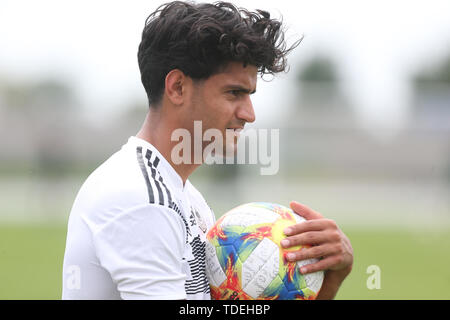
[281,201,353,276]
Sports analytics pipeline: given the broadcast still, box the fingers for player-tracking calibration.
[289,201,324,220]
[281,230,340,247]
[285,242,342,263]
[285,202,353,275]
[299,255,344,274]
[283,218,338,237]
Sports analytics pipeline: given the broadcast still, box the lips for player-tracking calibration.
[227,127,244,139]
[226,127,243,137]
[226,127,244,132]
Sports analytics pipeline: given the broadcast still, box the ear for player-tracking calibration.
[165,69,187,106]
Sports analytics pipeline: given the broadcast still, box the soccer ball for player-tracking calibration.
[205,202,324,300]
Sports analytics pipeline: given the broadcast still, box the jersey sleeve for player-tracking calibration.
[91,203,187,300]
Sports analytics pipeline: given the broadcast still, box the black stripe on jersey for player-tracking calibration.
[158,176,173,207]
[185,284,210,295]
[136,146,190,243]
[145,149,175,207]
[145,149,159,168]
[136,146,155,203]
[152,156,160,168]
[185,281,210,294]
[185,235,209,295]
[171,202,191,242]
[145,150,164,206]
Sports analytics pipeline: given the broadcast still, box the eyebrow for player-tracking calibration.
[224,84,256,95]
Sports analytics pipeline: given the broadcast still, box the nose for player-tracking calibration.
[236,95,256,124]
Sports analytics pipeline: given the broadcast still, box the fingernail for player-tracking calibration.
[300,267,307,274]
[281,239,289,247]
[284,227,292,235]
[286,253,295,261]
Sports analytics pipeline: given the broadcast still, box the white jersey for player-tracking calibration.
[62,136,215,300]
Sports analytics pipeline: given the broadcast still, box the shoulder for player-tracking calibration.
[75,146,148,207]
[70,142,181,231]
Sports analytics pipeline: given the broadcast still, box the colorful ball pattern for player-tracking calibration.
[205,202,324,300]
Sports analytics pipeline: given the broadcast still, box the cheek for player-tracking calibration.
[204,100,234,126]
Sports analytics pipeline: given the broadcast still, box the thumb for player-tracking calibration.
[289,201,324,220]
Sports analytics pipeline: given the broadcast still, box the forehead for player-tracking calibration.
[207,62,258,89]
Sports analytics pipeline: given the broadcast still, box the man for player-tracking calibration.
[62,1,353,300]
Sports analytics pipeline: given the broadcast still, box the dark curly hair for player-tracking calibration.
[138,1,300,106]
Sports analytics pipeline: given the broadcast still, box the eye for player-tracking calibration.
[229,90,242,97]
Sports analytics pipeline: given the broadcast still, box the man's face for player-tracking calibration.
[186,61,257,157]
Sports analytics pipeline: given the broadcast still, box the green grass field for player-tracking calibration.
[0,223,449,299]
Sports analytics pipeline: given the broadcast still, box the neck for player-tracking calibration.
[136,110,200,185]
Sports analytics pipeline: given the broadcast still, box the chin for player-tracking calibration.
[213,140,239,159]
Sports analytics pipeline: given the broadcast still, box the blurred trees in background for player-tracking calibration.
[411,52,450,181]
[293,54,355,129]
[0,77,144,177]
[411,52,450,133]
[0,78,77,175]
[296,55,340,108]
[413,54,450,85]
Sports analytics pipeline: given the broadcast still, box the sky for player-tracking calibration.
[1,0,450,138]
